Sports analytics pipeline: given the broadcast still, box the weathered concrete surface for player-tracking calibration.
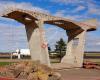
[61,35,75,65]
[73,31,86,67]
[51,63,75,70]
[25,20,50,66]
[61,30,86,67]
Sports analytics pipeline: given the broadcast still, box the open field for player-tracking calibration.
[0,62,13,66]
[85,53,100,56]
[84,59,100,65]
[0,53,100,66]
[84,53,100,65]
[0,59,32,66]
[50,53,100,65]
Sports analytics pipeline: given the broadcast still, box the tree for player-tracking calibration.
[48,44,51,54]
[55,38,66,62]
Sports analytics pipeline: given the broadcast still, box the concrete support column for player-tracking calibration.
[73,31,86,67]
[25,20,50,66]
[37,20,50,66]
[61,35,75,65]
[61,30,86,67]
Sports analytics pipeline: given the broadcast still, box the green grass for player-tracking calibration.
[0,62,13,66]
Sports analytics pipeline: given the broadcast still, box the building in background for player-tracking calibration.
[13,49,30,56]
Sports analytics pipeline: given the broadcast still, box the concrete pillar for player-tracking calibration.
[37,20,50,66]
[61,30,86,67]
[73,31,86,67]
[25,20,50,66]
[61,35,75,65]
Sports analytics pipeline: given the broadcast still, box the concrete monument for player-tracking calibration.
[0,8,97,67]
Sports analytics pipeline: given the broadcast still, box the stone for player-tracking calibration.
[48,72,62,80]
[17,72,28,79]
[83,61,100,70]
[0,61,62,80]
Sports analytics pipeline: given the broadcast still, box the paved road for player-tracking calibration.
[57,68,100,80]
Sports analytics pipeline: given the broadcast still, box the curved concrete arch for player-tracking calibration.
[0,8,97,67]
[1,8,96,31]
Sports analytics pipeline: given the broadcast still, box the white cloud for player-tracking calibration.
[95,42,100,46]
[51,0,100,16]
[97,22,100,27]
[90,9,100,15]
[0,1,50,16]
[50,0,85,4]
[54,10,74,20]
[73,5,86,12]
[54,10,91,21]
[0,23,28,52]
[54,10,66,17]
[85,31,100,51]
[87,3,100,15]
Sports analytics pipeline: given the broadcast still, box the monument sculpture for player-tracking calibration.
[0,7,97,67]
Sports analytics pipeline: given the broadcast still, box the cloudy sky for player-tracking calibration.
[0,0,100,52]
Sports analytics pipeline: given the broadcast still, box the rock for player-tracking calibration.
[17,72,28,79]
[0,61,62,80]
[48,72,62,80]
[27,73,37,80]
[83,61,100,70]
[94,65,100,70]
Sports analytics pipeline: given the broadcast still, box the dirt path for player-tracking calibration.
[57,68,100,80]
[0,77,14,80]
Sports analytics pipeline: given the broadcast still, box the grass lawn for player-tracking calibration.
[0,62,13,66]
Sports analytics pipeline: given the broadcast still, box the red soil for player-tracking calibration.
[0,77,14,80]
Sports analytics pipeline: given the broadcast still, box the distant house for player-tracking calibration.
[0,49,30,59]
[13,49,30,56]
[12,49,30,59]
